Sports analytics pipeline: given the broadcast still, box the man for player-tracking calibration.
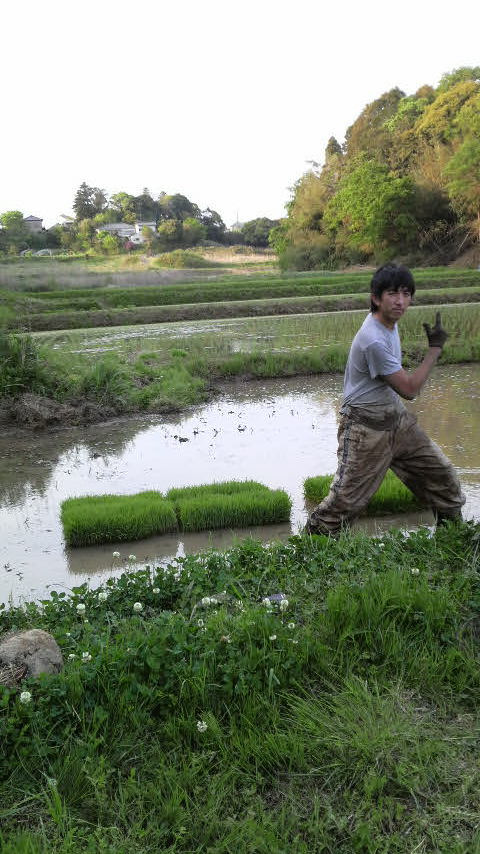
[305,263,465,536]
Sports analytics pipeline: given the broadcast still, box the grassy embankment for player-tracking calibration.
[1,266,480,415]
[1,522,480,852]
[61,482,292,546]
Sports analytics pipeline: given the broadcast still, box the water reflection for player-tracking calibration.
[1,365,479,605]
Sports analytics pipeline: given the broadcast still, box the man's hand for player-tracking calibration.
[423,312,449,350]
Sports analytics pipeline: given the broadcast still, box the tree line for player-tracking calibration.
[272,66,480,269]
[0,186,279,256]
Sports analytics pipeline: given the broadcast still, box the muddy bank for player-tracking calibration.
[0,393,122,431]
[0,390,215,432]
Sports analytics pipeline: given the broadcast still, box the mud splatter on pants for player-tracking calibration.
[306,405,465,536]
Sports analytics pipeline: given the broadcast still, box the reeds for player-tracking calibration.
[61,481,292,546]
[304,469,422,515]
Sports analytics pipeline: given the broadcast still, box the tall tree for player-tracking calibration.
[73,183,107,220]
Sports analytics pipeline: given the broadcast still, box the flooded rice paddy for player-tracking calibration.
[1,364,479,605]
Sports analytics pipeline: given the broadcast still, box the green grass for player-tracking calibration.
[304,469,423,514]
[1,522,480,852]
[61,481,292,546]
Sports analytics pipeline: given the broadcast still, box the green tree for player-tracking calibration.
[344,88,405,162]
[240,217,280,247]
[0,211,24,229]
[73,183,107,220]
[444,138,480,242]
[110,192,137,222]
[182,218,207,247]
[200,208,226,242]
[415,81,479,143]
[159,194,200,221]
[156,219,182,251]
[323,158,418,258]
[436,66,480,94]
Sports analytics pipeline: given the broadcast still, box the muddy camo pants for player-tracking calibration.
[306,405,465,536]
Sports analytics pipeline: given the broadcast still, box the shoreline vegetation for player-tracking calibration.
[1,263,480,430]
[2,522,480,851]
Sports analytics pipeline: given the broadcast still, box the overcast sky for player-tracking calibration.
[2,0,479,228]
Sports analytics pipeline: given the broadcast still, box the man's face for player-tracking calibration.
[373,286,412,327]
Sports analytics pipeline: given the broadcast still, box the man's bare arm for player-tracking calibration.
[381,311,448,400]
[381,348,441,400]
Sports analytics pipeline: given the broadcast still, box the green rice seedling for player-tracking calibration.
[61,491,178,547]
[304,469,422,515]
[173,484,292,532]
[166,480,272,501]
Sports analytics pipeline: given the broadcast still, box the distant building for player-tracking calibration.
[95,222,135,239]
[95,221,157,244]
[23,215,43,233]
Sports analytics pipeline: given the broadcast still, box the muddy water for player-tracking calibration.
[1,364,479,605]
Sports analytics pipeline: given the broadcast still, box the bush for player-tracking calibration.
[151,250,215,269]
[0,332,53,397]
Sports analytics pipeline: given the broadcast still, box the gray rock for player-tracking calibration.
[0,629,64,686]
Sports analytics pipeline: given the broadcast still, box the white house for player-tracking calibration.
[95,221,157,243]
[95,222,135,239]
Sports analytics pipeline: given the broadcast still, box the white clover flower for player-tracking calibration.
[19,691,32,704]
[84,619,89,624]
[287,622,296,630]
[378,543,385,549]
[82,652,92,662]
[133,602,143,613]
[262,598,273,608]
[98,591,108,601]
[76,603,86,614]
[411,567,420,576]
[152,588,160,594]
[46,778,57,788]
[269,634,277,641]
[112,551,121,558]
[210,597,218,605]
[65,632,71,637]
[128,554,137,561]
[68,653,76,660]
[197,720,208,732]
[279,598,289,611]
[291,639,299,645]
[201,597,212,606]
[197,618,204,627]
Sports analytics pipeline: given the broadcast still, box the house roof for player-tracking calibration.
[23,215,43,221]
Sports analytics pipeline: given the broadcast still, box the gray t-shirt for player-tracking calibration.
[342,312,404,409]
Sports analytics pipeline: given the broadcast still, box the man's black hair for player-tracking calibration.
[370,263,415,312]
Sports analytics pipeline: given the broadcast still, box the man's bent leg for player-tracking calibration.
[306,415,393,536]
[390,412,465,522]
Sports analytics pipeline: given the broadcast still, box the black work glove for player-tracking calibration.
[423,312,449,350]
